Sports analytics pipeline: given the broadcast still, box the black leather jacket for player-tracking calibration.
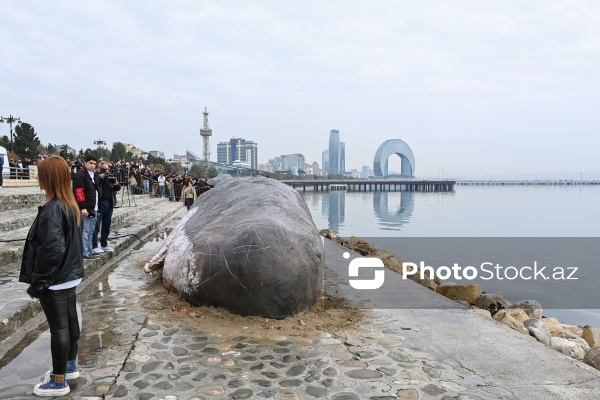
[19,199,84,298]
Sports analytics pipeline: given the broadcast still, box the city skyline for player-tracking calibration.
[1,1,599,179]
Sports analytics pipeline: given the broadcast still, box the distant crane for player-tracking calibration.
[200,106,212,169]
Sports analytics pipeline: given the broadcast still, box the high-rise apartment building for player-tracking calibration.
[361,165,373,179]
[217,137,258,170]
[307,161,320,176]
[281,154,305,171]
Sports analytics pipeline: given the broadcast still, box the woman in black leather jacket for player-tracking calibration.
[19,156,84,397]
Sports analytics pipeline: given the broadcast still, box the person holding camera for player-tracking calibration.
[73,155,100,260]
[92,160,121,254]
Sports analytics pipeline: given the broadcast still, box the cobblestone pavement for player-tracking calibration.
[106,314,506,400]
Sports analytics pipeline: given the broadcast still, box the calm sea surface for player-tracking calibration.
[300,185,600,326]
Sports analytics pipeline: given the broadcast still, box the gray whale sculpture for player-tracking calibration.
[145,176,324,319]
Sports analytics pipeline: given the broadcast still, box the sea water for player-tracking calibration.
[301,185,600,327]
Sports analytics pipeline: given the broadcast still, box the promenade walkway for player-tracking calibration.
[0,186,599,399]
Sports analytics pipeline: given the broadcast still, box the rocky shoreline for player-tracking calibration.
[319,230,600,372]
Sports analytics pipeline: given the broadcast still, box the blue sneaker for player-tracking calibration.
[45,359,80,380]
[33,373,70,397]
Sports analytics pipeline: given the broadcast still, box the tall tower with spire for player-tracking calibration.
[200,106,212,168]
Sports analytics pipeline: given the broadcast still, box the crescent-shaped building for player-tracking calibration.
[373,139,415,178]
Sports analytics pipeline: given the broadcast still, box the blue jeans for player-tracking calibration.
[143,179,150,194]
[82,215,96,256]
[93,201,114,248]
[159,185,165,197]
[169,187,175,201]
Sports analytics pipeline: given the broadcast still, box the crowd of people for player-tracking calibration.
[3,156,35,179]
[2,150,215,201]
[105,159,212,204]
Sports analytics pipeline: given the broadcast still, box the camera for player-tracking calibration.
[103,172,117,183]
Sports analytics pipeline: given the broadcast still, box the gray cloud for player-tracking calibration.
[0,0,598,177]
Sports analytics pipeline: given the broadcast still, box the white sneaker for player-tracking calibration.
[101,246,115,252]
[92,247,104,255]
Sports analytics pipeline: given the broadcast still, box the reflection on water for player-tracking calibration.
[322,191,345,234]
[372,191,414,230]
[313,190,416,233]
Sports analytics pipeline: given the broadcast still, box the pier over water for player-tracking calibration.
[282,179,455,192]
[457,180,600,186]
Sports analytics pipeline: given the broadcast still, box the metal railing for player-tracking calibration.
[1,165,37,180]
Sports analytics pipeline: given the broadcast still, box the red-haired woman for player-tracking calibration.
[20,155,84,396]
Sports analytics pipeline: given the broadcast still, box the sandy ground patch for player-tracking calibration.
[140,275,364,342]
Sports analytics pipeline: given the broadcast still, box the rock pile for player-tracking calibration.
[320,231,441,290]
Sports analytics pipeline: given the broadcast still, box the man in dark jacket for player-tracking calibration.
[92,160,121,254]
[0,154,4,188]
[72,155,99,260]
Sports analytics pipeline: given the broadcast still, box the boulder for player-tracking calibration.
[524,319,551,345]
[500,308,529,324]
[159,176,324,319]
[471,307,492,318]
[557,331,590,352]
[510,300,542,319]
[542,317,566,337]
[583,346,600,371]
[436,284,482,305]
[332,236,344,245]
[560,324,582,336]
[427,280,438,291]
[319,229,336,239]
[475,292,512,316]
[550,337,586,360]
[372,250,406,276]
[493,310,529,335]
[582,326,600,348]
[337,236,380,256]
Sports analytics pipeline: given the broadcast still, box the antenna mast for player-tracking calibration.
[200,106,212,168]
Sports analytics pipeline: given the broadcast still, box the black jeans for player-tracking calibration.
[39,287,80,375]
[93,201,114,248]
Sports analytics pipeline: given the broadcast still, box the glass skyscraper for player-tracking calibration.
[326,129,345,175]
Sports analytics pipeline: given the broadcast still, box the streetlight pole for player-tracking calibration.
[0,114,21,153]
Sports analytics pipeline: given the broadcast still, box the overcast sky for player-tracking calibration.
[1,1,599,178]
